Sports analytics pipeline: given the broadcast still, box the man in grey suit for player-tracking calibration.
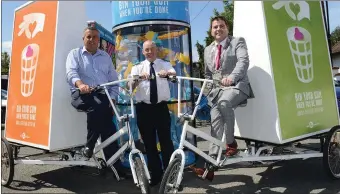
[192,16,253,181]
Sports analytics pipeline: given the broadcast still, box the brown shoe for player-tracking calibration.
[226,141,238,157]
[189,166,214,182]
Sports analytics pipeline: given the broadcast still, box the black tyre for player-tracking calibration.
[323,125,340,180]
[1,137,14,187]
[134,157,150,194]
[159,158,182,194]
[13,146,19,159]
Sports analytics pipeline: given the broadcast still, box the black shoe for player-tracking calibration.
[178,184,184,192]
[82,147,93,159]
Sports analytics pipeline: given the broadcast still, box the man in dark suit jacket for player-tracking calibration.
[193,16,253,181]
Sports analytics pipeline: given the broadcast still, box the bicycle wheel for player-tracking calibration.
[1,137,14,187]
[323,125,340,180]
[159,158,182,194]
[133,157,150,194]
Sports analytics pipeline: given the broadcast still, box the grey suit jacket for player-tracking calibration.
[204,35,254,103]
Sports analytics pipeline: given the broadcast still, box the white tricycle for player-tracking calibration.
[158,76,340,193]
[1,77,152,193]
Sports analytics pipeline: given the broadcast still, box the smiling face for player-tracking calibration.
[142,40,157,62]
[211,18,229,43]
[83,28,100,54]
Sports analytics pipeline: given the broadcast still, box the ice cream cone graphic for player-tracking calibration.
[21,44,40,97]
[287,27,313,83]
[272,1,312,83]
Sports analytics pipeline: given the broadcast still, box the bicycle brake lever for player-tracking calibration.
[161,74,177,83]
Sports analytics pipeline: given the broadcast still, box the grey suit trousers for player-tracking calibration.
[208,88,248,156]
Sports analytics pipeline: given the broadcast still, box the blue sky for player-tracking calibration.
[2,1,340,62]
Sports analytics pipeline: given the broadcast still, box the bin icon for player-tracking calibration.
[21,43,40,97]
[287,26,313,83]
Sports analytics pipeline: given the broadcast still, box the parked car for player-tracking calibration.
[1,89,7,124]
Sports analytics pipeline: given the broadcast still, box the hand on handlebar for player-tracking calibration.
[158,70,168,78]
[78,84,92,94]
[132,72,177,84]
[156,72,177,83]
[221,77,234,86]
[140,72,150,80]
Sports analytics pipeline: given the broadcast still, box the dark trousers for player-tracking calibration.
[136,102,174,184]
[71,89,123,170]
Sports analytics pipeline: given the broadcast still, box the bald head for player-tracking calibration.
[143,40,156,48]
[142,40,157,62]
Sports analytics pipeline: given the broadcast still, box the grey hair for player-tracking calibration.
[83,26,99,33]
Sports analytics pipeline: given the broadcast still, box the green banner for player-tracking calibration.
[263,1,338,140]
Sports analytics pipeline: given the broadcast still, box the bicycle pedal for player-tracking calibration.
[225,151,242,158]
[109,165,121,181]
[220,154,240,164]
[201,168,214,182]
[202,169,209,179]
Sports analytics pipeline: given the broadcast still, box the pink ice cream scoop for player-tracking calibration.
[25,45,34,58]
[294,27,304,40]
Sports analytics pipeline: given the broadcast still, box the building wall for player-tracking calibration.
[332,53,340,79]
[332,53,340,68]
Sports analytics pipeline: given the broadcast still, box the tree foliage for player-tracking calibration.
[194,1,339,77]
[1,52,10,75]
[195,0,234,78]
[195,42,205,78]
[330,26,340,46]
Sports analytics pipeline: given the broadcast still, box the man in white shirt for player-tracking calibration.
[130,40,176,186]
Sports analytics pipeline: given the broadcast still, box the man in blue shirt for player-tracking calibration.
[66,26,128,179]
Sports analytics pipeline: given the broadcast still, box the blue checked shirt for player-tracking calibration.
[66,46,119,100]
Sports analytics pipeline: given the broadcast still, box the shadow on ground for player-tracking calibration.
[181,158,339,194]
[7,167,139,193]
[4,157,339,194]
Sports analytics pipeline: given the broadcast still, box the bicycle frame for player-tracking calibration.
[168,76,228,186]
[93,78,151,183]
[14,78,151,185]
[167,76,325,189]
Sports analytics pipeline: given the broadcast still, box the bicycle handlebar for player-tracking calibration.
[131,74,178,83]
[75,78,136,122]
[76,75,235,122]
[173,76,236,121]
[159,75,235,86]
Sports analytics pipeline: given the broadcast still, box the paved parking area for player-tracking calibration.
[2,127,340,193]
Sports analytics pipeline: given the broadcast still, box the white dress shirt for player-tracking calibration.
[131,58,176,104]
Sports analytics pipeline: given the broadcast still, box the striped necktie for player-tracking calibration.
[215,44,222,70]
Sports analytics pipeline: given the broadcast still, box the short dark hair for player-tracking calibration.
[83,26,99,33]
[210,16,229,29]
